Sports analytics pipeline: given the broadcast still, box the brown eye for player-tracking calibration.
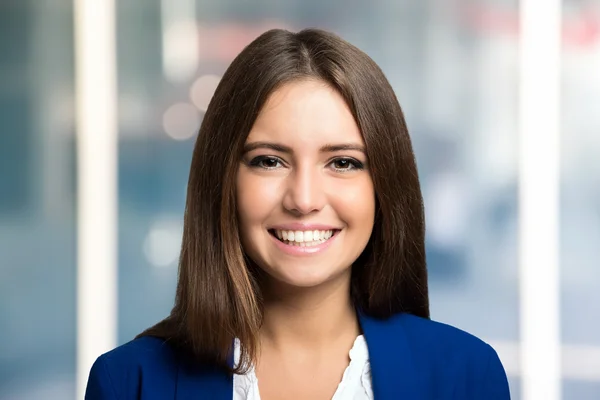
[329,158,364,172]
[249,156,283,169]
[333,159,351,169]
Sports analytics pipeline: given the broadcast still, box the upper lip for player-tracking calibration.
[268,223,342,231]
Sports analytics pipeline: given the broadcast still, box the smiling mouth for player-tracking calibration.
[268,229,340,247]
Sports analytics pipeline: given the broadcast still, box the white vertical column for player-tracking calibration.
[74,0,118,399]
[519,1,562,399]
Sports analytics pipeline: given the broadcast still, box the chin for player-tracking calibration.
[276,275,330,289]
[263,264,349,290]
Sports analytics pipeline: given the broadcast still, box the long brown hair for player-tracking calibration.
[139,28,429,373]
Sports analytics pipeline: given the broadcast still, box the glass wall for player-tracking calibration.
[0,1,77,399]
[561,1,600,398]
[3,1,600,399]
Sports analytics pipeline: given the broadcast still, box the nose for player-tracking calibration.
[282,165,327,215]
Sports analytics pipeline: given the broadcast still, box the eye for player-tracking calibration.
[248,156,284,170]
[329,158,364,172]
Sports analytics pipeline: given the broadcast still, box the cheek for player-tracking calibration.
[236,169,280,229]
[329,177,376,227]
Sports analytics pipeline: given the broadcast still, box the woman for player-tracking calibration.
[86,28,510,399]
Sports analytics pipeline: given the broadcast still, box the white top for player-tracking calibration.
[232,335,373,400]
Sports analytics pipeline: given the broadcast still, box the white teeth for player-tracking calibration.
[272,229,335,245]
[279,239,327,247]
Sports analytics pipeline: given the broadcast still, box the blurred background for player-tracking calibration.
[0,0,599,399]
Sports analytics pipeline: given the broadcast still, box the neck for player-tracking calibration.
[259,272,360,351]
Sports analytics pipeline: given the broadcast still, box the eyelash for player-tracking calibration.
[248,156,365,172]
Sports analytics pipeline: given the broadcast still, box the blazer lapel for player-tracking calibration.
[359,312,422,399]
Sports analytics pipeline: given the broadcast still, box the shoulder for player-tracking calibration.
[393,313,494,355]
[96,335,177,367]
[362,313,511,398]
[396,313,510,398]
[395,313,504,371]
[85,336,179,399]
[364,312,495,357]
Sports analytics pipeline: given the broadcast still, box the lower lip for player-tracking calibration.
[269,231,340,256]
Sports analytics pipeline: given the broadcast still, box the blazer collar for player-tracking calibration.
[359,312,421,399]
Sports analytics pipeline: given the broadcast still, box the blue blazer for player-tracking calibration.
[85,313,510,399]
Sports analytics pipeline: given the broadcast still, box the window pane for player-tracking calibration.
[561,1,600,398]
[0,1,76,399]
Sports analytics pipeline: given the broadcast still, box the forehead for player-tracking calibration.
[246,80,364,147]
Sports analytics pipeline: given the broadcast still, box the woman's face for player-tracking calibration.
[236,80,375,289]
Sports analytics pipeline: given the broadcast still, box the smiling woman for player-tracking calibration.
[85,28,510,400]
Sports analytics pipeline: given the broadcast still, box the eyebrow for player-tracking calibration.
[243,141,366,154]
